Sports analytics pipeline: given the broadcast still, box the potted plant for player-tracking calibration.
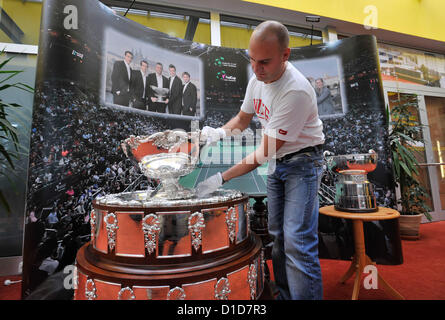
[0,50,34,215]
[387,93,432,240]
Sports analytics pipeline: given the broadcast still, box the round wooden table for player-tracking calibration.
[319,205,404,300]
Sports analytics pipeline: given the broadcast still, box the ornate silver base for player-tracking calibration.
[334,170,377,213]
[144,183,195,201]
[95,189,244,208]
[335,196,378,213]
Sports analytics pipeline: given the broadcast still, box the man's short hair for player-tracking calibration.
[141,60,148,66]
[169,64,176,70]
[182,71,190,77]
[252,20,289,50]
[156,62,163,67]
[316,78,324,83]
[124,51,133,57]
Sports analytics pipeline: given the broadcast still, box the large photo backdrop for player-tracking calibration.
[22,0,401,298]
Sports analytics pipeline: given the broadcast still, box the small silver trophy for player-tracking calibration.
[324,150,378,213]
[150,86,169,103]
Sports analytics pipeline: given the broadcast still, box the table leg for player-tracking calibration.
[351,262,362,300]
[352,220,366,300]
[345,220,404,300]
[339,255,357,284]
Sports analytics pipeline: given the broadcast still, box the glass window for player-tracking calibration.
[387,92,434,211]
[424,96,445,210]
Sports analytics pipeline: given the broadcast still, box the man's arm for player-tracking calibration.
[129,70,138,100]
[221,110,255,136]
[190,84,197,112]
[111,62,120,94]
[146,74,157,101]
[170,78,181,103]
[221,133,286,182]
[316,87,330,104]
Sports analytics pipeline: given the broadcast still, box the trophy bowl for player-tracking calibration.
[150,86,170,103]
[122,130,199,200]
[325,150,378,174]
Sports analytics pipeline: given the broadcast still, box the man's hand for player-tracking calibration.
[151,97,158,102]
[201,126,226,144]
[195,172,223,198]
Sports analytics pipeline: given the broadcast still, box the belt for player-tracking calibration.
[276,144,323,162]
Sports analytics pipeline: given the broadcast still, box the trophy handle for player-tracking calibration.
[323,150,334,159]
[323,151,335,175]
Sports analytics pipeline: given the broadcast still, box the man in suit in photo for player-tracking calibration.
[131,60,149,110]
[182,71,197,116]
[111,51,133,106]
[147,62,169,113]
[315,78,335,116]
[167,64,183,115]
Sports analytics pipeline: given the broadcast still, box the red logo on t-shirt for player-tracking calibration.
[278,129,288,135]
[253,99,270,121]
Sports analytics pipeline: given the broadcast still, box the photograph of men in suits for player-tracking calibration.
[181,72,197,116]
[167,64,183,115]
[111,51,133,106]
[131,60,149,110]
[147,62,169,113]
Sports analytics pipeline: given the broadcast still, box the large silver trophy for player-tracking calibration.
[122,130,199,200]
[150,86,169,103]
[324,150,378,213]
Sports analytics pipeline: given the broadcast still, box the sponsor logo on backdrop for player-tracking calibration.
[214,56,238,82]
[214,56,237,68]
[216,70,237,82]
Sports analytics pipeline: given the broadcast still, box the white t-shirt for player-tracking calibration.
[240,62,325,159]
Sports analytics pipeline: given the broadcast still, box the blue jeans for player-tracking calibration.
[267,151,324,300]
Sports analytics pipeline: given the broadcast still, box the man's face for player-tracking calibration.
[183,74,190,83]
[248,35,289,84]
[316,80,323,89]
[141,62,148,73]
[156,64,163,75]
[169,67,176,77]
[124,53,133,64]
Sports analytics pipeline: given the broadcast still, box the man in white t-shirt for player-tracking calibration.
[196,21,325,300]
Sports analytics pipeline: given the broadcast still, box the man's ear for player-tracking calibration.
[283,47,291,62]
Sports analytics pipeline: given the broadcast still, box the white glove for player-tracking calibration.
[195,172,224,198]
[201,126,226,144]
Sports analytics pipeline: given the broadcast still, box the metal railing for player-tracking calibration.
[318,182,335,205]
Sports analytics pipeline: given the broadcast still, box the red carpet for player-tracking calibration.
[1,221,444,300]
[0,275,21,300]
[320,220,445,300]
